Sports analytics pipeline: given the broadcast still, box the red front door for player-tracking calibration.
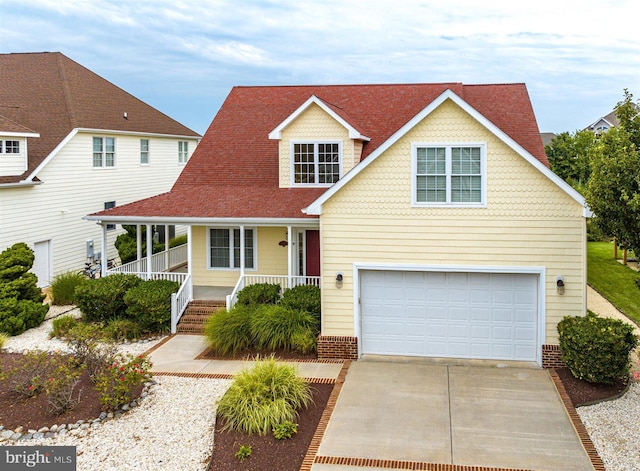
[305,230,320,277]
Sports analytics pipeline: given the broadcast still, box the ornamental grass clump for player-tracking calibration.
[216,358,312,435]
[250,304,319,353]
[204,305,252,355]
[50,271,86,305]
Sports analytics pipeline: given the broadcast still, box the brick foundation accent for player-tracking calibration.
[542,344,565,369]
[317,335,358,360]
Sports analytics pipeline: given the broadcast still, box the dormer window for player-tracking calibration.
[1,140,20,154]
[292,141,341,186]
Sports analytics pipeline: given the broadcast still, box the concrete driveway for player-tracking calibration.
[313,359,594,471]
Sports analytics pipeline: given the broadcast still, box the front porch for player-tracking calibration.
[96,221,322,334]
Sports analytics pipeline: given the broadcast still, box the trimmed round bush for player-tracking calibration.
[204,305,252,355]
[123,279,179,332]
[280,285,321,321]
[216,358,312,435]
[50,271,86,305]
[0,298,48,336]
[236,283,281,306]
[558,311,638,384]
[250,304,319,353]
[74,274,142,323]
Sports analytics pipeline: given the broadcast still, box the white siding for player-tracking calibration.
[0,131,198,284]
[0,137,27,176]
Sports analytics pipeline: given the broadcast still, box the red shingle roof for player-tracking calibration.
[94,82,547,220]
[0,52,200,184]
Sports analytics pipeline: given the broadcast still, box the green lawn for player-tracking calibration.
[588,241,640,323]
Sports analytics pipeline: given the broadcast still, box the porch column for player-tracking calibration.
[239,225,245,278]
[187,225,193,278]
[136,224,142,273]
[287,225,292,289]
[146,224,153,279]
[100,223,107,278]
[164,225,170,270]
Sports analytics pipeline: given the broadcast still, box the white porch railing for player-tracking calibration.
[171,274,192,334]
[109,243,187,275]
[226,275,321,310]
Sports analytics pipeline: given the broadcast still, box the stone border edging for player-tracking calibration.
[549,369,606,471]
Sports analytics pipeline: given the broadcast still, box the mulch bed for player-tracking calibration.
[0,353,104,431]
[196,347,318,362]
[555,366,629,407]
[208,383,332,471]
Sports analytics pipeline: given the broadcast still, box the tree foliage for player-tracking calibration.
[545,129,595,191]
[0,243,48,335]
[585,89,640,254]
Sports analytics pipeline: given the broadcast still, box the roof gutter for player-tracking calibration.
[75,128,201,140]
[82,215,319,227]
[0,180,43,188]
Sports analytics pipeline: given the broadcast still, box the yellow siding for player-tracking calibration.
[191,226,289,287]
[320,99,586,344]
[278,104,360,188]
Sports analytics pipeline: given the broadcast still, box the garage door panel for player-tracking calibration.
[361,270,539,361]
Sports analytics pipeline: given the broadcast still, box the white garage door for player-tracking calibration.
[360,270,538,361]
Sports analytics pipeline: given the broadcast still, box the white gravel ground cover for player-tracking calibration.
[578,382,640,471]
[2,304,165,356]
[2,376,232,471]
[1,304,232,470]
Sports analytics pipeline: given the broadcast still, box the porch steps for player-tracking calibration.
[176,300,226,334]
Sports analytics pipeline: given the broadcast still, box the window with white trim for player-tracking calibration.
[0,140,20,154]
[209,228,255,269]
[413,144,485,205]
[292,142,341,185]
[178,141,188,164]
[104,201,116,231]
[93,137,115,167]
[140,139,149,164]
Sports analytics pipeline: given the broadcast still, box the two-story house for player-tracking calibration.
[87,83,588,367]
[0,52,200,286]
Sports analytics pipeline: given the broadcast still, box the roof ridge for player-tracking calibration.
[56,53,77,129]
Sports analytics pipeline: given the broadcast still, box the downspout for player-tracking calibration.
[101,224,107,278]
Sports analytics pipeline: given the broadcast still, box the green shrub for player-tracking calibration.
[0,298,48,336]
[558,311,638,384]
[273,420,298,440]
[169,234,187,248]
[104,318,142,341]
[281,285,321,320]
[44,355,84,415]
[75,274,142,323]
[250,304,319,353]
[50,315,79,339]
[5,350,50,397]
[217,358,312,435]
[93,353,152,411]
[204,305,252,355]
[123,279,179,332]
[65,322,107,367]
[50,272,86,305]
[0,332,8,349]
[236,283,281,306]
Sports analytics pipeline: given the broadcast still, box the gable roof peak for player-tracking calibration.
[268,94,370,141]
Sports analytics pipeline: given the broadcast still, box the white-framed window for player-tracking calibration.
[93,137,115,168]
[140,139,149,165]
[291,141,341,186]
[104,201,116,231]
[0,140,20,154]
[208,228,256,269]
[178,141,188,164]
[412,143,486,206]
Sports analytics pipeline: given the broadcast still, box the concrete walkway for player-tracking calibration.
[314,359,594,471]
[147,334,343,380]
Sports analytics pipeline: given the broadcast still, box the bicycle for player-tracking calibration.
[79,260,101,279]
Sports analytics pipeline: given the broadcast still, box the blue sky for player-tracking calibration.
[1,0,638,136]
